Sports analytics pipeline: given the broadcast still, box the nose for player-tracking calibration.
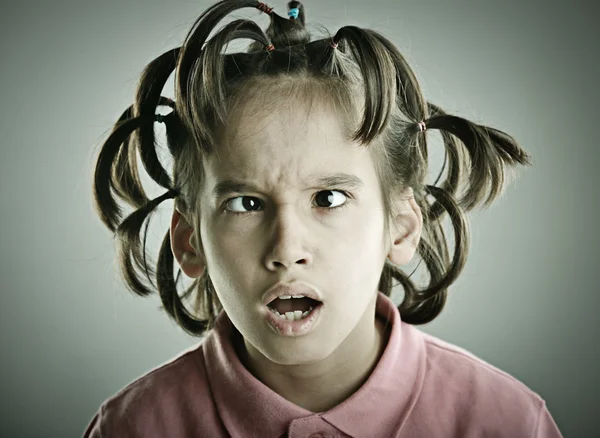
[264,205,312,270]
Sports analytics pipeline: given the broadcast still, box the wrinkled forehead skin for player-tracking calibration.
[216,75,362,158]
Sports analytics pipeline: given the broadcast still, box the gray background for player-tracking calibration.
[1,0,596,436]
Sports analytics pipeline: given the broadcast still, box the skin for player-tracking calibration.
[170,88,423,413]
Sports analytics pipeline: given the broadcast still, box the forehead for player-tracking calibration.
[208,95,364,179]
[219,77,357,146]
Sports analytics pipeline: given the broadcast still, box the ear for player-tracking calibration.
[387,187,423,266]
[170,206,206,279]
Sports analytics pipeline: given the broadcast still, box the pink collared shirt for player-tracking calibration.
[83,292,563,437]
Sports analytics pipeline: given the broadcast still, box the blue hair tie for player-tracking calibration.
[288,7,299,19]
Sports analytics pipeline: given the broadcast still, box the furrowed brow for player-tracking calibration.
[212,181,259,199]
[211,172,364,198]
[311,173,364,190]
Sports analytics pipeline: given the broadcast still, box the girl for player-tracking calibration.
[84,1,562,437]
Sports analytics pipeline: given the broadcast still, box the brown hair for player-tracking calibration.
[92,0,533,338]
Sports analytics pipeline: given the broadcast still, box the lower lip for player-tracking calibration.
[263,302,324,337]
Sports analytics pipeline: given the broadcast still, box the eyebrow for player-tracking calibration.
[211,172,364,199]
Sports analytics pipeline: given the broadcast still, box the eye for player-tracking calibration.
[314,190,348,209]
[224,190,351,215]
[225,196,262,214]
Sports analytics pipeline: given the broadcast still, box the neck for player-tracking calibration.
[235,303,390,413]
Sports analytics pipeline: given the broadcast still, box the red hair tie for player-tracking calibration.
[330,41,339,49]
[257,2,273,14]
[266,44,275,52]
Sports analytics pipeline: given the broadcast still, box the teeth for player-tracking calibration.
[287,310,303,321]
[277,295,307,300]
[269,306,314,321]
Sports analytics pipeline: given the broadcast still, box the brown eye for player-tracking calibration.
[225,196,262,213]
[314,190,347,208]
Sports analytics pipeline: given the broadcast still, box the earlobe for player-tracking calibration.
[170,207,206,279]
[387,190,423,267]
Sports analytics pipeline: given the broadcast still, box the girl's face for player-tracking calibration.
[194,95,393,365]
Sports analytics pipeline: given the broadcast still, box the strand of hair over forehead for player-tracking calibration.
[91,0,534,336]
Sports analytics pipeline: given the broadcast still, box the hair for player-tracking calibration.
[92,0,533,338]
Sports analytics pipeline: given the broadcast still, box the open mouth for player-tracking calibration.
[267,296,322,321]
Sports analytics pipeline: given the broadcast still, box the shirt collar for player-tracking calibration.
[203,291,425,437]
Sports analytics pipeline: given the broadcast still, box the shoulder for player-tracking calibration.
[422,331,542,400]
[412,329,545,437]
[105,342,210,408]
[83,341,219,437]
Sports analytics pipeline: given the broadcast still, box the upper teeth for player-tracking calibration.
[277,295,305,300]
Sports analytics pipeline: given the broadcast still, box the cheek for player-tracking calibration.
[317,216,385,281]
[211,224,263,265]
[216,232,242,256]
[338,207,385,247]
[351,215,387,275]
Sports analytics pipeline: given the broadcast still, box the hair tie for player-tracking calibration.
[418,121,427,132]
[256,2,273,14]
[265,43,275,52]
[330,41,339,49]
[166,188,180,199]
[288,7,299,19]
[162,97,175,108]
